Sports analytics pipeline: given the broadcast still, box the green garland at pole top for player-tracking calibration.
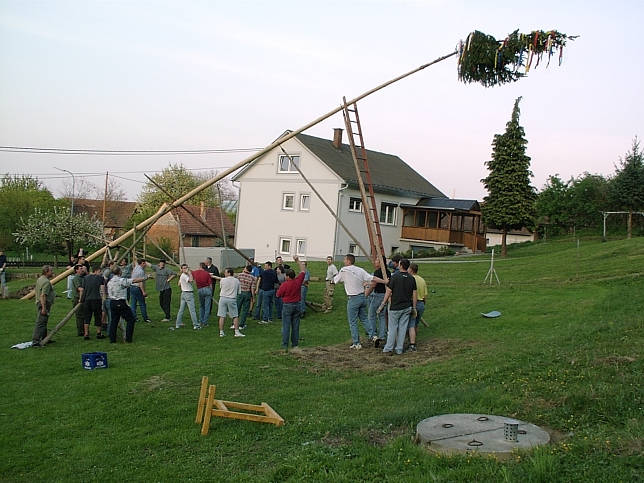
[458,29,578,87]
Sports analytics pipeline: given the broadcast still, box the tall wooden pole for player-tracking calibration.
[21,50,457,300]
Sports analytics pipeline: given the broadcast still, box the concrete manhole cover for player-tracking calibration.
[415,413,549,457]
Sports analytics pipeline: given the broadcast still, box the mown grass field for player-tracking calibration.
[0,237,642,482]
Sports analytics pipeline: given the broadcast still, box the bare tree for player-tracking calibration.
[59,176,127,201]
[95,176,127,202]
[59,177,97,200]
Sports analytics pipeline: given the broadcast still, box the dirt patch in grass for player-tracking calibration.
[595,355,637,366]
[612,437,643,457]
[359,426,410,447]
[133,374,180,392]
[320,433,351,448]
[9,284,35,299]
[544,427,573,444]
[288,338,476,372]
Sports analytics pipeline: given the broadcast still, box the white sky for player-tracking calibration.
[1,0,642,202]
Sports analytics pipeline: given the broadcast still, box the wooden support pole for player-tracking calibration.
[38,302,82,346]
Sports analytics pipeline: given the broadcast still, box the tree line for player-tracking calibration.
[481,97,644,257]
[0,163,236,257]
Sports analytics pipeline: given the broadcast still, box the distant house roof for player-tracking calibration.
[294,132,446,199]
[73,199,137,228]
[402,198,481,212]
[233,131,447,199]
[174,204,235,238]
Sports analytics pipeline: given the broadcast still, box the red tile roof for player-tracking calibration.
[174,205,235,237]
[73,199,137,228]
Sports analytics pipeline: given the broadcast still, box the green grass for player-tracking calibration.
[1,238,643,482]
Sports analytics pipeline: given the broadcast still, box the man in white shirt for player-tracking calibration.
[214,268,243,338]
[176,264,199,329]
[333,254,386,349]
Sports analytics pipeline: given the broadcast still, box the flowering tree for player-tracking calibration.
[14,206,104,257]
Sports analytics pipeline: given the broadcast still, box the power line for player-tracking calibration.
[4,166,239,180]
[0,146,263,155]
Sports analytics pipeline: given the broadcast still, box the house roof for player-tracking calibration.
[403,198,481,212]
[73,199,137,228]
[174,205,235,238]
[294,132,447,199]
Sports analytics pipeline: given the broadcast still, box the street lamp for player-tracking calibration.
[54,167,75,257]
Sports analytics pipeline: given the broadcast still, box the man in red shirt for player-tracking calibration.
[276,255,307,351]
[192,262,215,327]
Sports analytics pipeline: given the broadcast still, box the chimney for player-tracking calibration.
[332,128,343,149]
[200,201,206,220]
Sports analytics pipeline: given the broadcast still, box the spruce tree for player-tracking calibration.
[610,138,644,239]
[481,97,537,257]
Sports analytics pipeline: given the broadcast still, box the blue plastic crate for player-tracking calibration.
[82,352,108,370]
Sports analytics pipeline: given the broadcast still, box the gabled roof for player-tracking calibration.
[294,132,446,199]
[403,198,481,212]
[174,205,235,238]
[73,199,137,228]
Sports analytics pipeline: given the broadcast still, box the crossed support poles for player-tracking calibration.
[196,376,284,436]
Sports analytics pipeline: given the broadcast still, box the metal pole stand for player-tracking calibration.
[483,249,500,285]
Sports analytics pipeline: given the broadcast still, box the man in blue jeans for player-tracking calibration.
[258,261,278,324]
[365,256,391,347]
[407,263,427,352]
[380,258,417,356]
[333,254,386,349]
[130,258,151,323]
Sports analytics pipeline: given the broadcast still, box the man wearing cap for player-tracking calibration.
[149,259,176,322]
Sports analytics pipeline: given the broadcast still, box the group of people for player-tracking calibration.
[32,250,427,354]
[333,253,427,355]
[250,256,311,324]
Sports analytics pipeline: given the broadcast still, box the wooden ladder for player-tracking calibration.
[342,98,386,265]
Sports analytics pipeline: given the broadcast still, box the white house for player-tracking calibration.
[233,129,484,262]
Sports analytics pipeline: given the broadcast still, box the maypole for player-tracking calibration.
[22,28,575,299]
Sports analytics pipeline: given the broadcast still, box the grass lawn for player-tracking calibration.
[0,237,642,482]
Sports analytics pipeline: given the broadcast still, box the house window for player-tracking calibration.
[278,154,300,173]
[299,193,310,211]
[348,243,357,254]
[380,203,397,225]
[296,239,307,256]
[191,235,200,247]
[349,197,362,212]
[416,211,427,228]
[283,193,294,210]
[280,237,291,254]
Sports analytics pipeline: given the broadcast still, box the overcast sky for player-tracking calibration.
[1,0,642,202]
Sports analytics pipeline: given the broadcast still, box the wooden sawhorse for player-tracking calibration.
[196,376,284,436]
